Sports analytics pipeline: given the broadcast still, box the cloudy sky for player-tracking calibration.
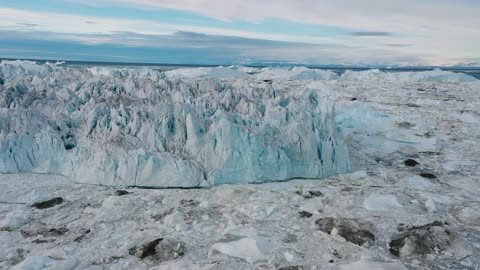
[0,0,479,66]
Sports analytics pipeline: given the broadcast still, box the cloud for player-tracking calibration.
[15,23,39,27]
[349,32,392,37]
[0,29,426,66]
[1,2,479,66]
[60,0,480,65]
[79,0,479,36]
[383,44,412,47]
[0,7,339,44]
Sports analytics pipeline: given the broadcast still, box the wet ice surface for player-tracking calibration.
[1,68,480,269]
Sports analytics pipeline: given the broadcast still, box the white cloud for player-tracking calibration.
[84,0,479,35]
[64,0,480,63]
[1,0,480,66]
[0,7,336,44]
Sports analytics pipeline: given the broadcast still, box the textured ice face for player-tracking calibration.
[0,61,351,187]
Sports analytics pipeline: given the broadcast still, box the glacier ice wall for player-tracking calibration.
[0,61,351,187]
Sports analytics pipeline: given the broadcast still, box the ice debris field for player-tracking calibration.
[1,61,480,270]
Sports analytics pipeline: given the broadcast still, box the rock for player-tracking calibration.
[389,221,453,259]
[263,79,273,84]
[129,238,185,262]
[31,197,64,209]
[396,122,416,129]
[278,266,304,270]
[299,211,313,218]
[282,234,298,243]
[296,190,323,199]
[180,199,198,207]
[404,159,419,167]
[420,173,437,179]
[316,217,336,234]
[74,229,91,242]
[21,227,69,238]
[316,218,375,247]
[115,190,130,196]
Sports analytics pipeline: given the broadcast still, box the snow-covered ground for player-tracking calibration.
[1,62,480,269]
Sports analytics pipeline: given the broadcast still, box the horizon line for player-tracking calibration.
[1,57,480,70]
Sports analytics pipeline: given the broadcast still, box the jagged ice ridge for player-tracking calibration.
[0,61,351,187]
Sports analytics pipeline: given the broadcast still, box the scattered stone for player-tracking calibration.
[296,190,323,199]
[151,208,174,221]
[32,239,55,244]
[101,256,124,264]
[91,256,124,266]
[389,221,453,259]
[420,173,437,179]
[31,197,64,209]
[316,218,375,247]
[419,151,441,156]
[278,266,303,270]
[21,227,69,238]
[423,131,435,138]
[299,211,313,218]
[115,190,130,196]
[316,217,336,234]
[74,229,91,242]
[404,159,419,167]
[283,234,298,243]
[180,199,198,207]
[129,238,185,262]
[396,122,416,129]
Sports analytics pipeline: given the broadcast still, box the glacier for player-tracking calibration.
[0,61,351,187]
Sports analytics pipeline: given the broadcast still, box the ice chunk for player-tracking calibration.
[0,61,351,187]
[11,256,77,270]
[255,66,339,80]
[0,209,31,229]
[165,67,248,79]
[209,235,272,263]
[341,258,408,270]
[364,194,403,212]
[341,68,478,82]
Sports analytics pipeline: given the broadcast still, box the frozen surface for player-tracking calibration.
[0,61,350,187]
[254,66,339,81]
[164,67,249,79]
[1,62,480,269]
